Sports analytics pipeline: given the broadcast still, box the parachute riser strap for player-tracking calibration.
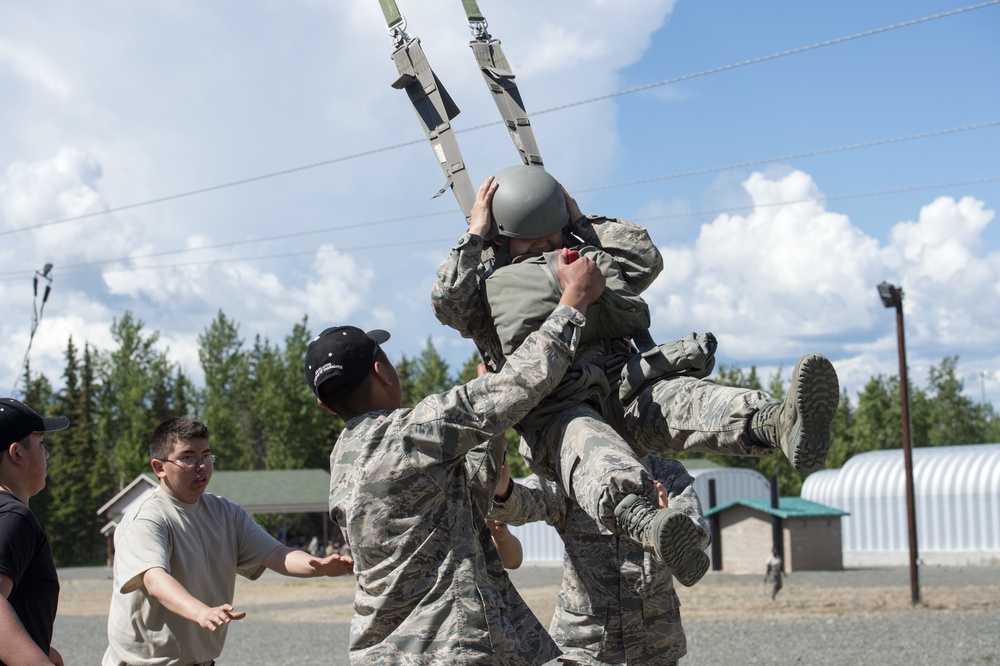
[378,0,410,46]
[469,38,543,167]
[389,36,476,221]
[460,0,490,39]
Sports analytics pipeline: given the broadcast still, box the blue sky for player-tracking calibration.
[2,0,999,410]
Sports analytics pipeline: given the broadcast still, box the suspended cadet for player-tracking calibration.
[431,165,840,587]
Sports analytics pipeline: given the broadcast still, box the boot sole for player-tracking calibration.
[652,510,712,587]
[785,354,840,474]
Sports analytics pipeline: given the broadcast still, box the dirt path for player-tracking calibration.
[59,567,999,625]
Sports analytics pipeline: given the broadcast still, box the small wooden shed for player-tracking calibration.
[704,497,848,573]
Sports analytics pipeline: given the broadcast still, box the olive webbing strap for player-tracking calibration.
[381,6,477,222]
[462,3,543,167]
[461,0,485,22]
[378,0,404,29]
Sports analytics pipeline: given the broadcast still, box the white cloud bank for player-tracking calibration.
[644,169,1000,403]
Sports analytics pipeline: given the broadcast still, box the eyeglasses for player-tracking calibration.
[158,454,217,468]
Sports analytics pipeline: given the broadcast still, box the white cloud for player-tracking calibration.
[2,0,997,417]
[642,169,1000,406]
[885,196,1000,349]
[645,169,882,358]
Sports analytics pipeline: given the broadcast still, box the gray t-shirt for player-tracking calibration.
[103,487,281,666]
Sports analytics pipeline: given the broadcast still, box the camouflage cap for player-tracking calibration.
[304,327,390,402]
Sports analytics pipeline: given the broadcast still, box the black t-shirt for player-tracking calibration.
[0,491,59,662]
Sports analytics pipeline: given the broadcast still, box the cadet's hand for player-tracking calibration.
[469,175,498,239]
[50,646,64,666]
[655,480,669,509]
[196,604,246,631]
[495,458,512,500]
[476,362,489,378]
[309,553,355,577]
[557,249,605,313]
[487,519,513,542]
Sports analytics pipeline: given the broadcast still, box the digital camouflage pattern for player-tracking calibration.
[430,232,506,371]
[431,215,775,535]
[490,455,707,666]
[328,306,585,665]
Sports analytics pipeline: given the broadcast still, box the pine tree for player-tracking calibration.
[47,338,104,564]
[96,312,178,487]
[414,337,451,399]
[198,311,255,469]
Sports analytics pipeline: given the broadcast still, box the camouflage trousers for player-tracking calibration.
[520,375,773,533]
[520,404,655,533]
[619,375,774,459]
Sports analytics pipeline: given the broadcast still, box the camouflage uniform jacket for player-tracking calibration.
[329,306,585,665]
[431,217,663,428]
[490,456,704,666]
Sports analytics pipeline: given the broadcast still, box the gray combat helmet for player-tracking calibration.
[491,165,568,239]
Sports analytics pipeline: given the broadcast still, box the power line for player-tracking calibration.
[526,1,1000,119]
[632,176,1000,222]
[38,210,454,274]
[2,175,994,282]
[1,118,996,282]
[55,237,456,276]
[578,121,1000,193]
[2,1,994,239]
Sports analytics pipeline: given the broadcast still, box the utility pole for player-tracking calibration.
[11,263,54,396]
[877,282,921,605]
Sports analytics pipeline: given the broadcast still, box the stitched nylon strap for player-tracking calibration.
[464,2,544,167]
[378,0,403,28]
[461,0,485,22]
[388,35,476,221]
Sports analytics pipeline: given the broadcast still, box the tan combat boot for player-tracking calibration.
[750,353,839,474]
[614,494,711,587]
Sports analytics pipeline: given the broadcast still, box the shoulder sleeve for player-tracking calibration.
[402,304,585,464]
[431,232,508,368]
[233,506,282,580]
[573,215,663,294]
[113,501,172,594]
[488,474,567,528]
[431,233,490,338]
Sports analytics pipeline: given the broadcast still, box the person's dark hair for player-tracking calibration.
[149,417,210,460]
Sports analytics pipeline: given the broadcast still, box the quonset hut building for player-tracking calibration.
[510,463,773,562]
[801,443,1000,567]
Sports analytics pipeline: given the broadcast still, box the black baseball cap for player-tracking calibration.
[0,398,70,447]
[305,326,390,402]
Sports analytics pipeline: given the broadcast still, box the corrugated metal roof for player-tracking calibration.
[689,467,772,510]
[802,443,1000,553]
[705,496,848,519]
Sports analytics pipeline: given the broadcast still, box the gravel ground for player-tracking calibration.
[54,564,999,665]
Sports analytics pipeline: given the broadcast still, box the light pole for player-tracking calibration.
[877,282,921,605]
[11,263,55,396]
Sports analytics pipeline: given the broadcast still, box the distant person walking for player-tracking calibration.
[764,547,784,600]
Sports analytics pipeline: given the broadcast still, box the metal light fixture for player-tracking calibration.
[877,281,921,605]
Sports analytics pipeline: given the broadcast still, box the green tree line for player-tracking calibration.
[17,311,1000,565]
